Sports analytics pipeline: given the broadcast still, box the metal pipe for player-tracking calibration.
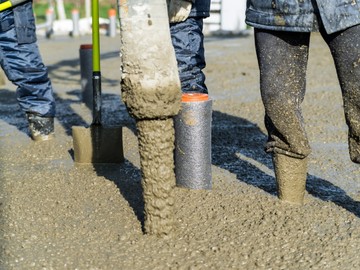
[174,93,212,189]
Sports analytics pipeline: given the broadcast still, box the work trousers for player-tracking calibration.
[254,24,360,163]
[170,17,207,93]
[0,3,55,117]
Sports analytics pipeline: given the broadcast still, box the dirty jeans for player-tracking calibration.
[254,24,360,163]
[170,18,207,93]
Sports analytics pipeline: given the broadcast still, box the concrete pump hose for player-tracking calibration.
[0,0,30,11]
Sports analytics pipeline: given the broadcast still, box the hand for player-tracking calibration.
[167,0,193,23]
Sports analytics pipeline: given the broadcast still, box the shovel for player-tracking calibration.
[72,0,123,164]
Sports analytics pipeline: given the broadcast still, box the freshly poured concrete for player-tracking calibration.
[136,118,176,237]
[0,33,360,269]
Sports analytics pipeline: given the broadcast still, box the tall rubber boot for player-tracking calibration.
[27,113,54,141]
[273,153,308,205]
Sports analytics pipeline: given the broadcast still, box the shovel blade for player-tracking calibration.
[72,125,124,164]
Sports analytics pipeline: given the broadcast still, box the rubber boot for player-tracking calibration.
[27,113,54,141]
[273,153,308,205]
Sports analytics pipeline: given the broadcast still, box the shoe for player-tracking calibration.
[27,113,55,141]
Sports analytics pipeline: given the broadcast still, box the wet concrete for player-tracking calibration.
[0,33,360,269]
[136,118,176,237]
[119,0,181,120]
[119,2,181,236]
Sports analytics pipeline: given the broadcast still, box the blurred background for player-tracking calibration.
[32,0,250,38]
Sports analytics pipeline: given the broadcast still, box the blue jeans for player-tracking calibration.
[170,18,207,93]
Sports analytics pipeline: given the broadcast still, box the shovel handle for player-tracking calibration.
[91,0,101,125]
[92,71,101,125]
[92,0,100,72]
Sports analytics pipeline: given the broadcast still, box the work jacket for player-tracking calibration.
[246,0,360,34]
[189,0,211,18]
[0,0,36,43]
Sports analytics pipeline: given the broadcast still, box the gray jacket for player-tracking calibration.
[246,0,360,34]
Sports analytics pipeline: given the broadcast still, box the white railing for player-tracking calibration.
[204,0,248,35]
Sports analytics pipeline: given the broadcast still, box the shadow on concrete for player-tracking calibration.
[46,50,120,89]
[0,89,123,138]
[93,161,145,231]
[55,90,132,136]
[0,47,127,137]
[0,89,29,135]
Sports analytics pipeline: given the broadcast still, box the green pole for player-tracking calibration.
[92,0,100,72]
[91,0,102,125]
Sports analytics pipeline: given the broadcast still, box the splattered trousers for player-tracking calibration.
[254,24,360,163]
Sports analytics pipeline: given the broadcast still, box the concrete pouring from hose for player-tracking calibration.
[119,0,182,120]
[119,0,181,237]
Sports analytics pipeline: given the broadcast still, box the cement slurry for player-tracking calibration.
[119,2,181,236]
[0,33,360,269]
[136,119,176,237]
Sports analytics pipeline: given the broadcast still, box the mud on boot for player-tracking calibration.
[27,113,54,141]
[273,153,308,205]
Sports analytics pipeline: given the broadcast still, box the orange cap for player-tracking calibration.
[108,9,116,17]
[80,44,93,50]
[181,93,209,102]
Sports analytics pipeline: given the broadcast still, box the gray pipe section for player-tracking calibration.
[108,9,117,37]
[174,98,212,189]
[72,9,80,37]
[79,44,93,109]
[45,9,54,38]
